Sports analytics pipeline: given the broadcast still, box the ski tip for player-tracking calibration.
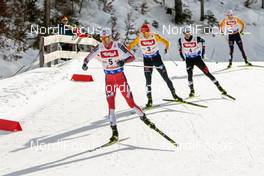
[142,105,161,110]
[173,143,179,147]
[119,137,130,142]
[222,94,236,100]
[143,107,152,110]
[184,95,200,100]
[229,96,236,100]
[163,98,208,108]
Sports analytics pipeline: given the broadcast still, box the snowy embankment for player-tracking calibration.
[1,59,264,176]
[79,0,264,62]
[0,36,39,79]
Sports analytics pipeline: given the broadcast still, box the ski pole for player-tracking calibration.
[83,65,163,69]
[167,57,178,67]
[125,64,162,69]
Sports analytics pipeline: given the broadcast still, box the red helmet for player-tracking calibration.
[61,16,68,21]
[141,24,150,33]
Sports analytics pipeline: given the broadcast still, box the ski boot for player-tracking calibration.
[171,90,183,102]
[189,89,195,98]
[215,82,227,95]
[145,95,153,108]
[227,61,232,68]
[109,125,119,143]
[140,114,156,129]
[245,61,252,66]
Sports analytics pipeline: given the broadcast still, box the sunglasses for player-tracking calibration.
[101,35,111,38]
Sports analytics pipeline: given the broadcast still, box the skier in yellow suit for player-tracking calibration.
[128,23,182,108]
[219,10,252,68]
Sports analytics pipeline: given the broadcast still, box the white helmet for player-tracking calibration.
[226,10,234,16]
[182,26,192,34]
[100,27,112,37]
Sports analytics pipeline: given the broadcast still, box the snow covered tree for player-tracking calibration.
[205,10,218,27]
[53,0,81,16]
[25,0,41,23]
[244,0,257,8]
[140,2,148,15]
[174,0,192,24]
[0,1,11,36]
[174,0,183,24]
[98,0,113,13]
[153,0,163,6]
[203,10,218,35]
[109,15,120,40]
[124,12,136,44]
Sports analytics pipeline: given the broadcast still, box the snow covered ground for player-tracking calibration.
[0,36,39,79]
[1,59,264,176]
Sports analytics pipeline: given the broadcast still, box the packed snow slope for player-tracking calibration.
[1,59,264,176]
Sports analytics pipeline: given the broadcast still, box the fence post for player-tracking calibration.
[54,59,59,65]
[39,36,45,67]
[46,43,51,67]
[47,62,52,67]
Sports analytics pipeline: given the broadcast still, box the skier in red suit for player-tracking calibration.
[82,28,154,142]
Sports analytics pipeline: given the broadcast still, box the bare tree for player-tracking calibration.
[44,0,51,28]
[79,0,84,13]
[262,0,264,8]
[200,0,205,21]
[140,2,148,15]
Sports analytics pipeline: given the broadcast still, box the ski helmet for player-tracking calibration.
[141,23,150,33]
[61,16,68,21]
[182,26,191,34]
[226,10,234,16]
[100,28,112,37]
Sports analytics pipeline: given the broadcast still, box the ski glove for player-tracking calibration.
[164,48,168,54]
[117,60,125,67]
[201,46,205,59]
[201,53,205,59]
[82,63,88,71]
